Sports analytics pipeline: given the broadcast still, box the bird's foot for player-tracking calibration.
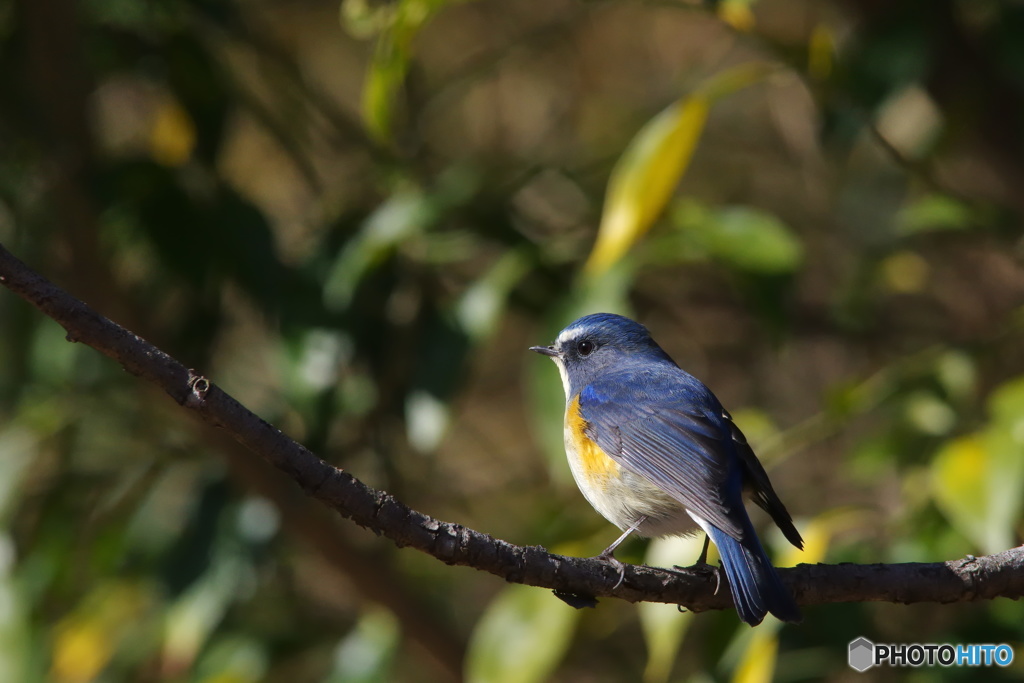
[595,551,627,589]
[670,534,721,593]
[593,516,647,590]
[672,561,722,595]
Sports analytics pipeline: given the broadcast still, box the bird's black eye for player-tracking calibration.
[577,340,596,356]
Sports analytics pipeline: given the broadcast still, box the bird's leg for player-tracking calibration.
[673,534,721,594]
[599,515,647,558]
[672,533,711,570]
[595,516,647,589]
[695,534,722,594]
[696,534,710,566]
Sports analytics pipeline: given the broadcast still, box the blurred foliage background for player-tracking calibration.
[1,0,1024,681]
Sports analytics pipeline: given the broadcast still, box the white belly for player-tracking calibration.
[563,425,699,539]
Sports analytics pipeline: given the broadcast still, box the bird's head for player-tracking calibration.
[529,313,673,396]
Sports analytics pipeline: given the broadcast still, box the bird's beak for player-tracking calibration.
[529,345,558,357]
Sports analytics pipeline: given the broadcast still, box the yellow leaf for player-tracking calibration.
[639,536,701,683]
[150,99,196,167]
[583,63,777,279]
[719,0,756,32]
[931,435,989,550]
[202,675,250,683]
[585,98,709,278]
[729,510,856,683]
[732,630,778,683]
[930,378,1024,553]
[880,250,929,294]
[52,619,112,683]
[779,508,867,568]
[50,581,152,682]
[808,24,835,81]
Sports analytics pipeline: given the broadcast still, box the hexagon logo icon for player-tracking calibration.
[849,637,875,672]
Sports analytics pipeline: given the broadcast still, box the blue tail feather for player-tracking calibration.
[706,525,801,626]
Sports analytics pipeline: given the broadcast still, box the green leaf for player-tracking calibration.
[465,584,580,683]
[895,194,974,235]
[362,34,413,144]
[935,350,976,402]
[163,548,244,667]
[327,608,399,683]
[340,0,393,39]
[323,188,432,311]
[193,635,267,683]
[671,202,804,274]
[982,378,1024,551]
[354,0,474,143]
[455,249,532,342]
[903,391,955,436]
[0,426,37,523]
[0,532,32,682]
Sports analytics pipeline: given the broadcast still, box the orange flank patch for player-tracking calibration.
[566,395,620,484]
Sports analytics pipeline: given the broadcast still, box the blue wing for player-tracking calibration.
[579,367,803,624]
[578,368,749,540]
[726,412,804,549]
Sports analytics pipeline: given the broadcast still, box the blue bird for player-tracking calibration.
[531,313,802,625]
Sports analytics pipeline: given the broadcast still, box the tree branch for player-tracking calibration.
[1,241,1022,616]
